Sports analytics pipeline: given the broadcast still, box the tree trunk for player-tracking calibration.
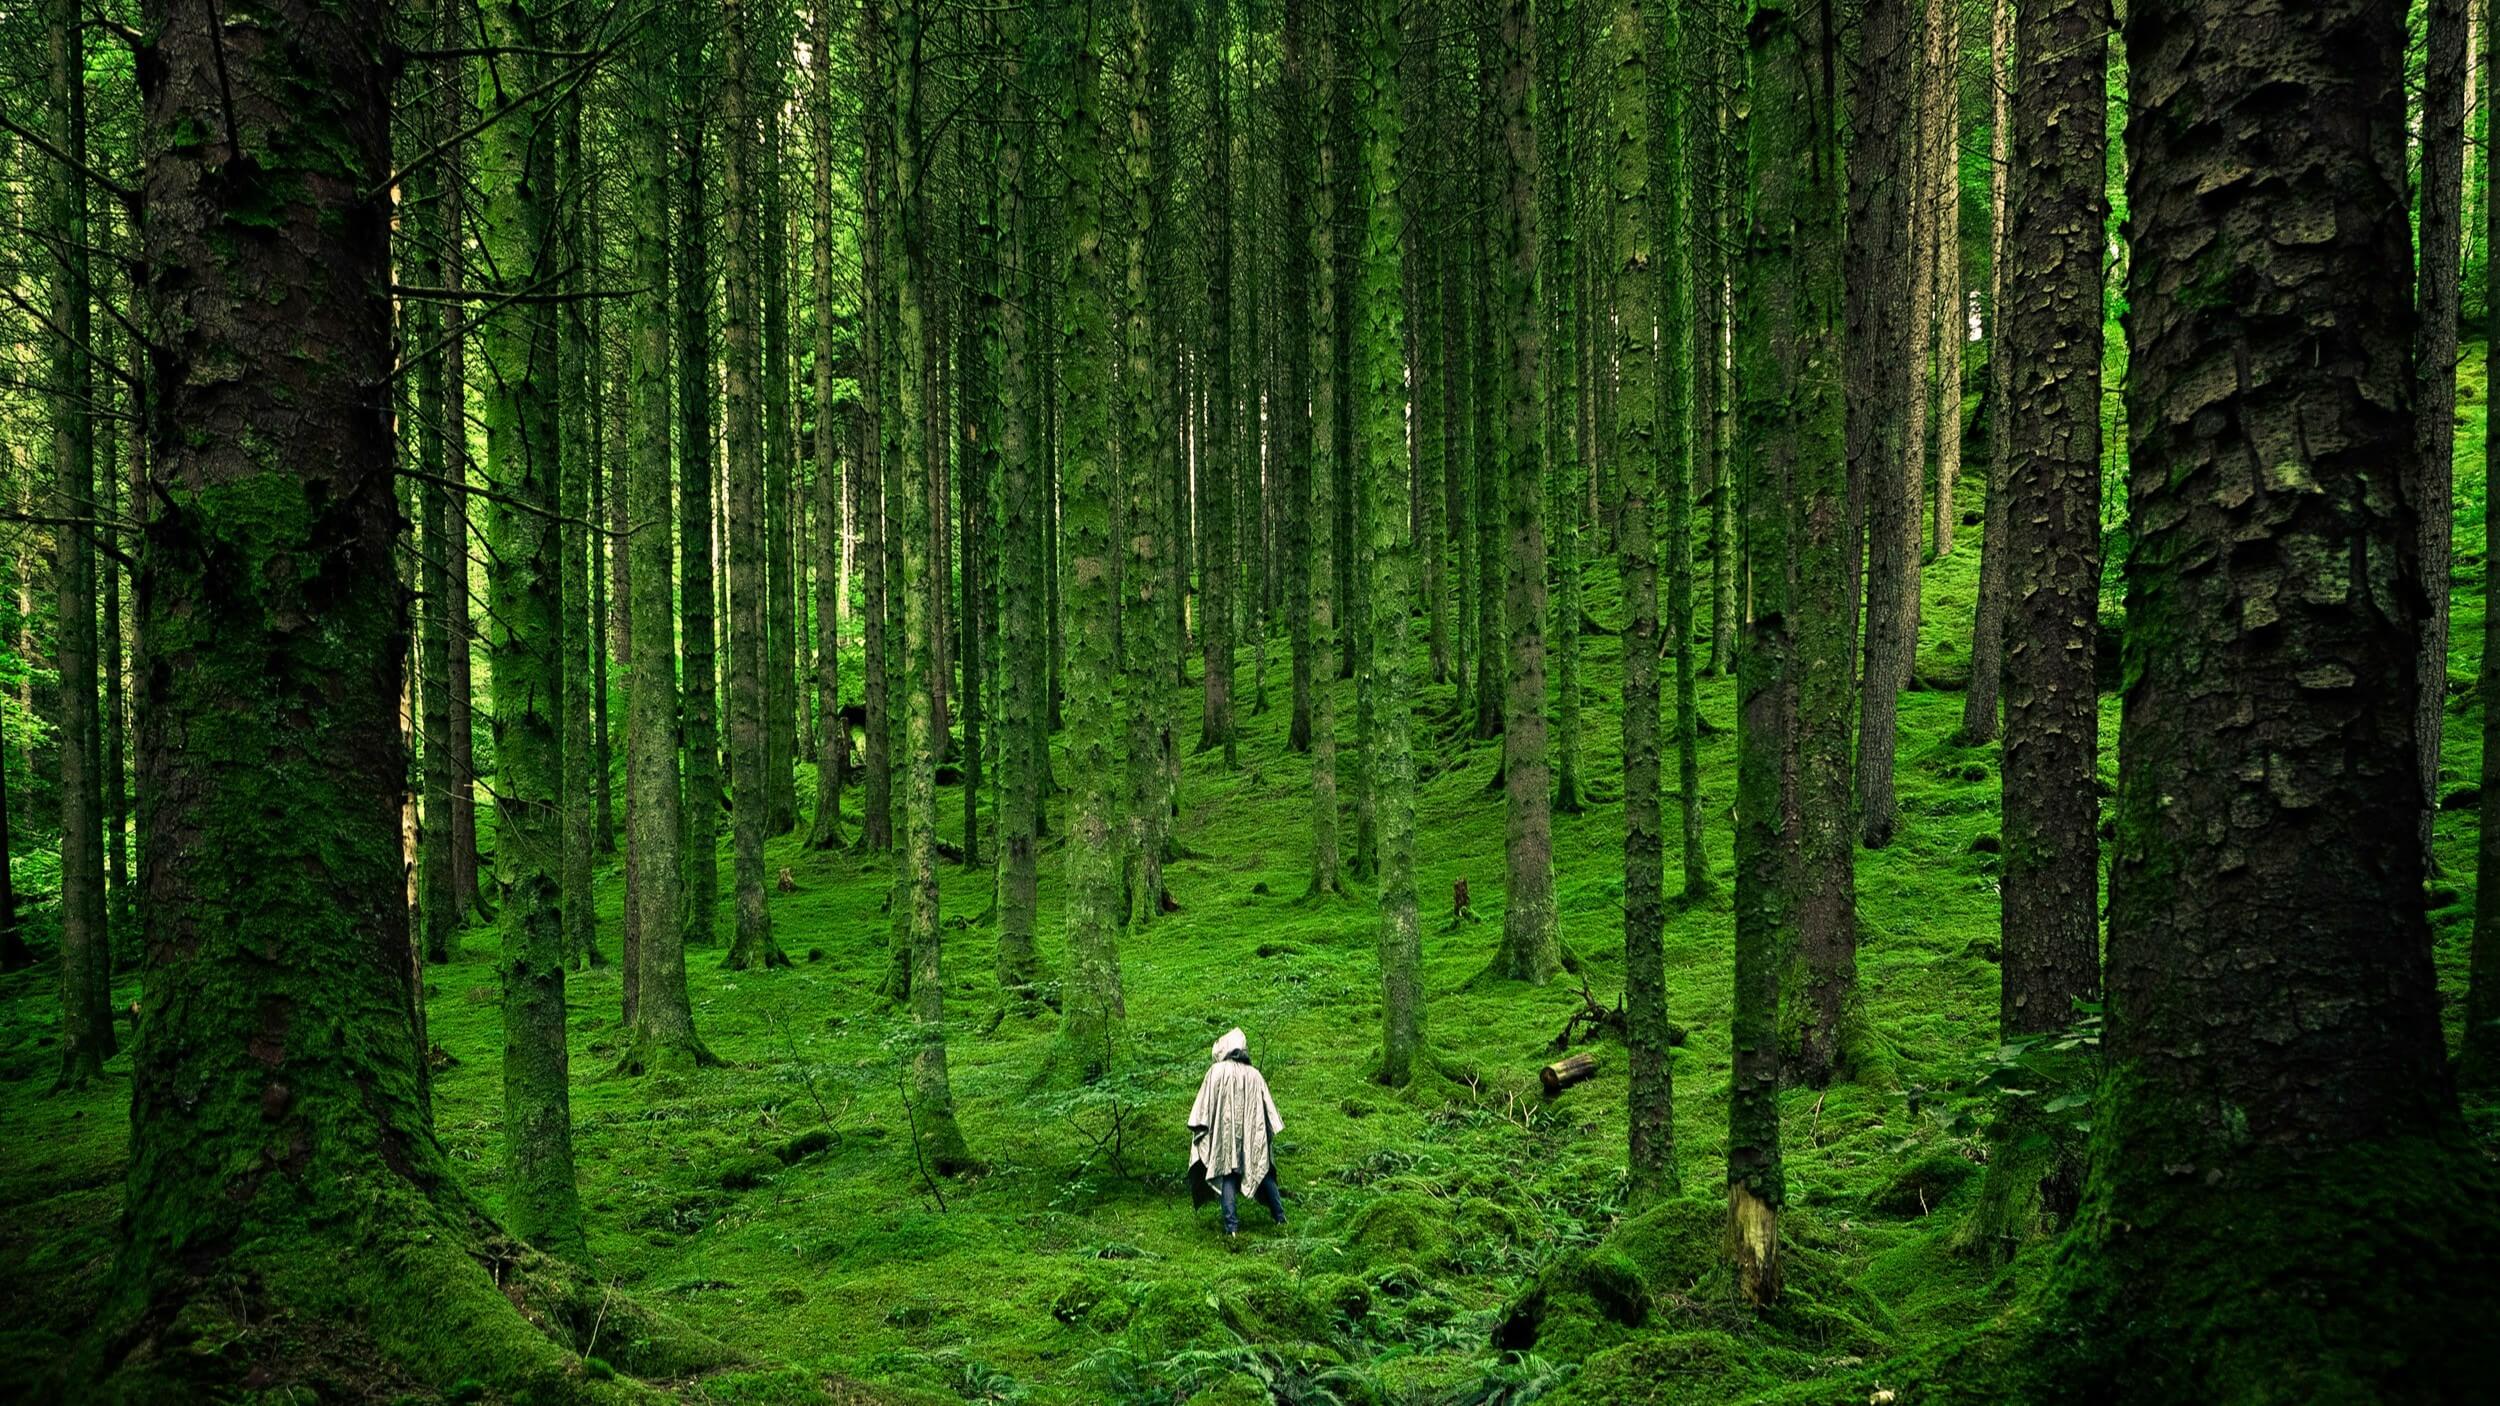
[556,72,598,971]
[478,0,582,1257]
[859,0,895,854]
[2472,0,2500,1091]
[1305,7,1350,902]
[2050,3,2500,1395]
[806,0,847,854]
[1200,3,1239,764]
[110,3,676,1388]
[50,0,113,1088]
[1958,0,2014,745]
[1124,0,1175,924]
[1616,0,1678,1202]
[1544,0,1585,818]
[622,0,709,1076]
[1056,2,1130,1077]
[678,21,723,943]
[2420,0,2469,870]
[1732,0,1846,1305]
[1360,0,1424,1087]
[1850,0,1917,850]
[1488,0,1560,984]
[1927,1,1966,557]
[994,0,1047,994]
[765,105,801,840]
[1964,0,2107,1259]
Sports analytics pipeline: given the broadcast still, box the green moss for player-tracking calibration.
[1340,1191,1446,1266]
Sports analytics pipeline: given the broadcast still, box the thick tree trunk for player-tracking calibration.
[478,0,582,1257]
[1850,0,1916,850]
[1200,4,1239,765]
[1123,0,1175,924]
[1616,0,1678,1202]
[677,28,723,943]
[1731,0,1847,1305]
[1360,0,1424,1087]
[1055,5,1130,1077]
[1488,0,1560,985]
[805,0,847,854]
[1958,0,2014,745]
[1304,11,1350,902]
[556,79,598,972]
[1962,0,2106,1259]
[1927,2,1965,557]
[2042,3,2500,1396]
[108,8,721,1390]
[721,0,783,972]
[1769,0,1864,1095]
[623,0,709,1075]
[1544,0,1585,819]
[994,1,1046,995]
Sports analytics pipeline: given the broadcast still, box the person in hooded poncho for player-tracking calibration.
[1187,1027,1287,1235]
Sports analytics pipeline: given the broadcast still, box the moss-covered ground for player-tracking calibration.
[3,349,2496,1403]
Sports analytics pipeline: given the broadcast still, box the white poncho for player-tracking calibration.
[1187,1028,1284,1196]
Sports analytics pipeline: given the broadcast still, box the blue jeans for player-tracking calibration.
[1220,1168,1285,1233]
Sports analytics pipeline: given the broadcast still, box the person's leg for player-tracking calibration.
[1219,1172,1242,1233]
[1255,1168,1286,1226]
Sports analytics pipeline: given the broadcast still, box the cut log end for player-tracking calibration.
[1540,1052,1598,1097]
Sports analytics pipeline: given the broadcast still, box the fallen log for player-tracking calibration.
[1541,1052,1599,1098]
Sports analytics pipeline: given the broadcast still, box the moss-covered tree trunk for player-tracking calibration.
[1543,0,1585,819]
[1285,0,1317,759]
[1659,0,1706,900]
[1123,0,1175,926]
[806,0,847,855]
[50,0,113,1088]
[765,101,801,841]
[721,0,784,971]
[1850,0,1917,850]
[2039,2,2500,1395]
[1730,0,1839,1305]
[478,0,582,1257]
[1199,1,1239,766]
[1615,0,1676,1200]
[107,8,724,1388]
[1488,0,1560,984]
[556,72,599,972]
[994,0,1046,995]
[858,0,895,855]
[1056,0,1130,1076]
[1964,0,2104,1257]
[1768,0,1862,1095]
[1926,0,1964,559]
[677,13,723,943]
[1303,12,1351,904]
[1958,0,2014,746]
[1473,50,1505,746]
[623,0,711,1076]
[1359,0,1423,1085]
[1698,0,1737,680]
[417,8,461,967]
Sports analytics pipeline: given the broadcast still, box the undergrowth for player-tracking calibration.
[2,347,2496,1403]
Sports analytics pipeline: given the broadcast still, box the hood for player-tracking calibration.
[1211,1027,1248,1063]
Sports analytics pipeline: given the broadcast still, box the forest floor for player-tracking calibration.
[3,351,2497,1405]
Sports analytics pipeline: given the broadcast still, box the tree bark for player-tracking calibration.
[2419,0,2468,870]
[1055,0,1130,1076]
[1958,0,2015,745]
[1616,0,1679,1202]
[1360,0,1424,1087]
[1850,0,1917,850]
[51,0,113,1088]
[2047,3,2500,1395]
[677,16,723,941]
[622,0,709,1075]
[1488,0,1560,984]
